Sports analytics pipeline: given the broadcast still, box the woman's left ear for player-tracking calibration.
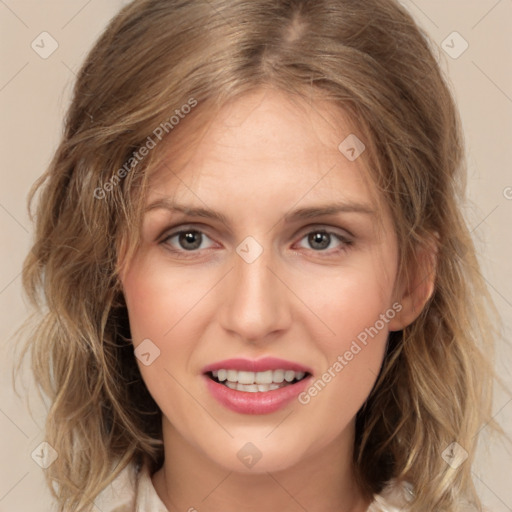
[388,233,438,332]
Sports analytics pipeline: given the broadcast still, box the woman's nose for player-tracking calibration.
[217,242,292,343]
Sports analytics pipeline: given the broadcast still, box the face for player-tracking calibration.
[120,88,406,474]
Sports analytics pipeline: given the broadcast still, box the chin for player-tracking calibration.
[204,436,308,475]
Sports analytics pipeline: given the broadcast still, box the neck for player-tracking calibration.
[152,418,371,512]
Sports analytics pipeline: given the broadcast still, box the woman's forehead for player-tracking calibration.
[146,88,379,204]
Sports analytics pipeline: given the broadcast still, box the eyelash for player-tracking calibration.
[158,225,354,259]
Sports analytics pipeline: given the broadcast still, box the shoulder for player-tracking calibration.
[94,463,137,512]
[95,462,169,512]
[367,482,492,512]
[367,480,415,512]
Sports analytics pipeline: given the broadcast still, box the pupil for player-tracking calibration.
[179,231,202,250]
[309,232,330,250]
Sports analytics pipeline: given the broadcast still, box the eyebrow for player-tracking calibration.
[144,198,375,225]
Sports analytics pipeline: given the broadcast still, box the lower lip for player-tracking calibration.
[204,375,311,415]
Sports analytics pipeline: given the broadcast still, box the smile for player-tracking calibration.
[202,358,313,414]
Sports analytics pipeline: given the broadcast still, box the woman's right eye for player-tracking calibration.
[161,228,217,254]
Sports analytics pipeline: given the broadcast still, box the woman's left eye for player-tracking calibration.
[295,229,352,253]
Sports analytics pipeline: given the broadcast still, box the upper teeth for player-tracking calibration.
[211,369,306,384]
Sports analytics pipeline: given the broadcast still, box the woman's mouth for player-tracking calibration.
[202,359,313,414]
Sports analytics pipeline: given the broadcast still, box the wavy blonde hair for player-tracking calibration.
[18,0,499,510]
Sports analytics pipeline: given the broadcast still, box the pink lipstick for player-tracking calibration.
[202,357,313,414]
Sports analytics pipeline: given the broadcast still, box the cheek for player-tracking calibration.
[120,258,201,398]
[291,255,395,416]
[293,253,396,351]
[121,254,211,342]
[120,260,207,422]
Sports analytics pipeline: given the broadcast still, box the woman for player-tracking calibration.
[20,0,498,510]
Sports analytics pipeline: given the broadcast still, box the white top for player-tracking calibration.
[95,463,414,512]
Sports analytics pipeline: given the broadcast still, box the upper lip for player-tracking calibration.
[202,357,312,374]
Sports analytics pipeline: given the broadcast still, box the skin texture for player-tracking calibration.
[119,88,432,512]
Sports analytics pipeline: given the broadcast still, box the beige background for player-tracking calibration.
[1,0,511,510]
